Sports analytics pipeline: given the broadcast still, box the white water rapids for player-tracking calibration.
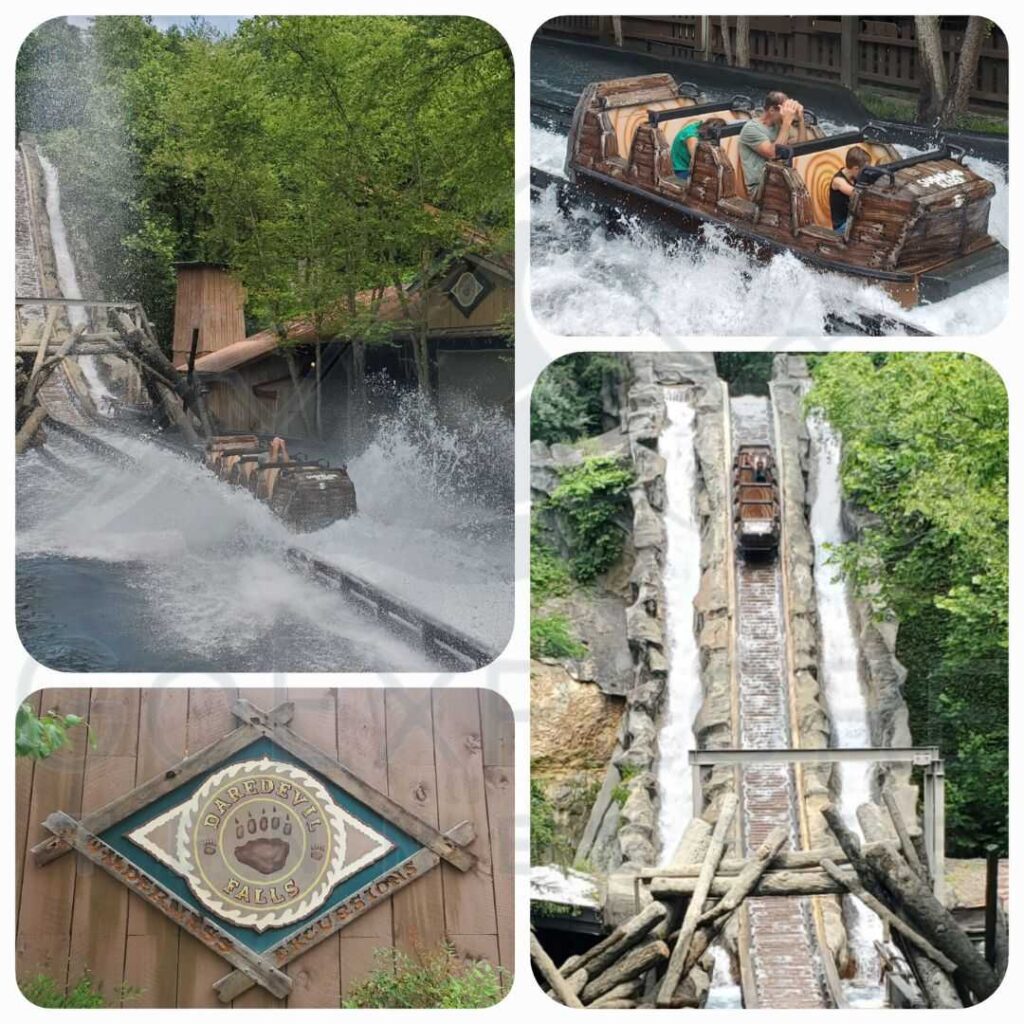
[807,414,885,1008]
[17,397,512,671]
[656,388,703,856]
[656,389,741,1007]
[530,125,1008,336]
[38,149,117,413]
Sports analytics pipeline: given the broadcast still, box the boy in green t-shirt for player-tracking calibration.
[670,117,728,180]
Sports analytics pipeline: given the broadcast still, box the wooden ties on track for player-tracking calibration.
[731,396,830,1009]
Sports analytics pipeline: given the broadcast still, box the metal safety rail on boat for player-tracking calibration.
[285,548,494,670]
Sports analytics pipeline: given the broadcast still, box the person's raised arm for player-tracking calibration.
[753,107,795,160]
[832,173,855,197]
[792,102,808,143]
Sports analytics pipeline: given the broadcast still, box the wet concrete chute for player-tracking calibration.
[15,138,510,672]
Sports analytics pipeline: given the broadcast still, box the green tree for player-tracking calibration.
[806,353,1007,854]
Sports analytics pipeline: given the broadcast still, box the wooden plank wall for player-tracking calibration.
[15,687,514,1008]
[540,16,1010,111]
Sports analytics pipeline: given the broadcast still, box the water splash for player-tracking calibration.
[16,391,513,668]
[530,130,1007,336]
[656,389,703,857]
[807,413,885,1008]
[706,944,743,1009]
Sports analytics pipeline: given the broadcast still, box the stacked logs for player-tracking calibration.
[15,301,210,453]
[532,792,1006,1009]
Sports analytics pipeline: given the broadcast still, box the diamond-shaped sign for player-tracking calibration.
[33,700,476,1002]
[443,262,494,318]
[128,757,394,931]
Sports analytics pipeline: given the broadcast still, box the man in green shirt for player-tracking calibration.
[738,91,807,191]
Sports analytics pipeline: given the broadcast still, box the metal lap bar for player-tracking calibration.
[708,122,746,143]
[775,129,864,164]
[648,97,749,125]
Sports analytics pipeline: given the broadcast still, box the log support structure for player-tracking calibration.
[689,747,947,901]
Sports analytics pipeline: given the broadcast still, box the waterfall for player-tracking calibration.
[808,414,885,1007]
[656,389,703,858]
[38,150,114,414]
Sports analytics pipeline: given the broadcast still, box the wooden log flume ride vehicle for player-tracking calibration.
[564,74,1006,307]
[205,435,357,533]
[733,444,780,556]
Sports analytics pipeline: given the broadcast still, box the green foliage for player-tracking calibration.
[531,614,585,660]
[806,352,1007,854]
[15,703,93,759]
[341,944,505,1008]
[17,16,512,352]
[611,762,640,807]
[531,354,624,445]
[530,779,556,863]
[548,455,634,582]
[20,971,139,1008]
[530,542,573,606]
[714,353,774,396]
[856,87,1008,136]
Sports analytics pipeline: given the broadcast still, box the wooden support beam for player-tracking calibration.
[15,405,49,455]
[532,932,584,1008]
[862,840,999,1002]
[883,787,927,881]
[560,899,667,981]
[581,938,668,1004]
[820,858,955,972]
[657,793,737,1005]
[638,845,846,878]
[650,866,855,899]
[248,713,477,872]
[31,722,262,866]
[41,811,292,999]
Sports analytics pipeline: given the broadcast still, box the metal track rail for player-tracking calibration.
[285,549,494,671]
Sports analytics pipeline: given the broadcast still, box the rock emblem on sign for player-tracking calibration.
[129,758,394,930]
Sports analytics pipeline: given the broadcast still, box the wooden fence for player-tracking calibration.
[16,687,514,1008]
[539,16,1009,111]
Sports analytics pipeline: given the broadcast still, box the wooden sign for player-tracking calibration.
[35,699,477,1001]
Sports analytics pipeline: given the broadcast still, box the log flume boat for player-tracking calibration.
[565,74,1006,307]
[205,435,357,533]
[733,443,780,557]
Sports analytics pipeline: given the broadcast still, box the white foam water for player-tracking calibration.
[38,149,118,414]
[706,944,743,1009]
[530,129,1007,337]
[17,391,513,668]
[807,414,885,1008]
[656,389,703,857]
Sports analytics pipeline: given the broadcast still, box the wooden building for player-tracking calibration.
[170,262,247,370]
[16,687,514,1008]
[172,253,513,442]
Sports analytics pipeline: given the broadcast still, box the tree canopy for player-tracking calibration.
[806,352,1008,854]
[17,15,513,349]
